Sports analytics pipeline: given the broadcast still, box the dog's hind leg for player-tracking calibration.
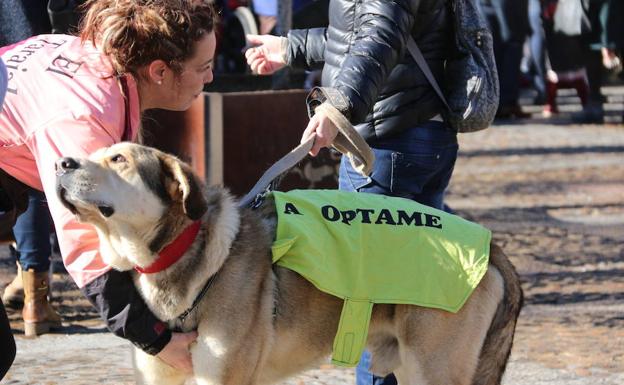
[392,349,429,385]
[410,265,508,385]
[395,346,476,385]
[367,334,400,376]
[471,245,523,385]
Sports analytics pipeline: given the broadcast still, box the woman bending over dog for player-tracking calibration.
[0,0,218,373]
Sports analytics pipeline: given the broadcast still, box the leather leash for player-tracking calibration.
[238,136,315,209]
[237,103,375,210]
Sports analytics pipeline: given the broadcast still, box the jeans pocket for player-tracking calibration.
[390,151,440,196]
[339,156,375,192]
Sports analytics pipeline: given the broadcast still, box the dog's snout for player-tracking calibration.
[56,157,80,171]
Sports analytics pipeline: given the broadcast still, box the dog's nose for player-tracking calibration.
[56,157,80,171]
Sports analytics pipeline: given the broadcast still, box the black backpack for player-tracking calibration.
[407,0,499,132]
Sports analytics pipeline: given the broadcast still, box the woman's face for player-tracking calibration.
[159,31,216,111]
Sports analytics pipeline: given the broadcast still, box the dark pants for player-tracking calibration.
[340,120,458,385]
[0,298,16,380]
[583,0,611,103]
[0,171,24,381]
[480,0,530,108]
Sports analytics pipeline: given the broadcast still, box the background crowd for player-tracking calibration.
[2,0,621,117]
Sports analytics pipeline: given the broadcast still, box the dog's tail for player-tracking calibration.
[472,243,523,385]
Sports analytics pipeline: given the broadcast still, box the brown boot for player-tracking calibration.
[22,269,62,336]
[2,262,24,308]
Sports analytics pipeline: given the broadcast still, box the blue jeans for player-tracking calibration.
[12,188,52,272]
[339,121,458,210]
[341,120,458,385]
[528,0,546,98]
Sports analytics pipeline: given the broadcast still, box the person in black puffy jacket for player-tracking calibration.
[245,1,455,383]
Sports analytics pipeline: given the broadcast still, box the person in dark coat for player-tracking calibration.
[245,0,455,383]
[573,0,623,123]
[479,0,531,119]
[0,1,51,46]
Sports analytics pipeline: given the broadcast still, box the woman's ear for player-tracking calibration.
[146,59,169,85]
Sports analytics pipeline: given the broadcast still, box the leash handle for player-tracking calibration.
[238,103,374,209]
[238,137,315,208]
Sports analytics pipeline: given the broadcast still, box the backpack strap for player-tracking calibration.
[406,37,451,112]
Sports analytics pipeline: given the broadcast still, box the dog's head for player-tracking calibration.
[55,142,208,270]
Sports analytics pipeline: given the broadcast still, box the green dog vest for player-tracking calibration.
[270,190,491,367]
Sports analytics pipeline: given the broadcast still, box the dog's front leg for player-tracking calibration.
[192,325,269,385]
[192,338,265,385]
[191,333,229,385]
[132,347,189,385]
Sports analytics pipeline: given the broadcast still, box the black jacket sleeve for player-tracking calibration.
[81,270,171,355]
[330,0,417,124]
[286,27,328,71]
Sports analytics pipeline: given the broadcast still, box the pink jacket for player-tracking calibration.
[0,35,140,288]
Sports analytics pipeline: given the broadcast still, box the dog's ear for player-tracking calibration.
[160,154,208,220]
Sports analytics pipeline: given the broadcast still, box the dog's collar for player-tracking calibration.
[135,221,202,274]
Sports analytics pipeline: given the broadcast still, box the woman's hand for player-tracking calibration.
[157,331,198,373]
[300,110,339,157]
[601,47,621,70]
[244,34,287,75]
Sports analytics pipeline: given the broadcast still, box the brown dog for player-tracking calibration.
[55,142,523,385]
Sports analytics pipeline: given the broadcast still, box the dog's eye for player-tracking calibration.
[111,154,126,163]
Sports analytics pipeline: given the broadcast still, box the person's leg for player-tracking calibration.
[497,0,530,115]
[340,155,398,385]
[12,188,61,336]
[585,48,604,102]
[528,0,547,102]
[0,298,16,380]
[0,171,27,307]
[13,188,52,273]
[342,122,458,384]
[573,0,607,123]
[1,259,23,309]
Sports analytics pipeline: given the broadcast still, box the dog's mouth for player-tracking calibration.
[56,185,115,218]
[57,186,78,215]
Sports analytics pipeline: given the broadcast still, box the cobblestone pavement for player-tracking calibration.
[1,87,623,384]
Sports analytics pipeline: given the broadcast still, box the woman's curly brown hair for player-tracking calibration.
[80,0,218,77]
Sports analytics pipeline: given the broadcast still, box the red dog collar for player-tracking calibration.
[135,221,202,274]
